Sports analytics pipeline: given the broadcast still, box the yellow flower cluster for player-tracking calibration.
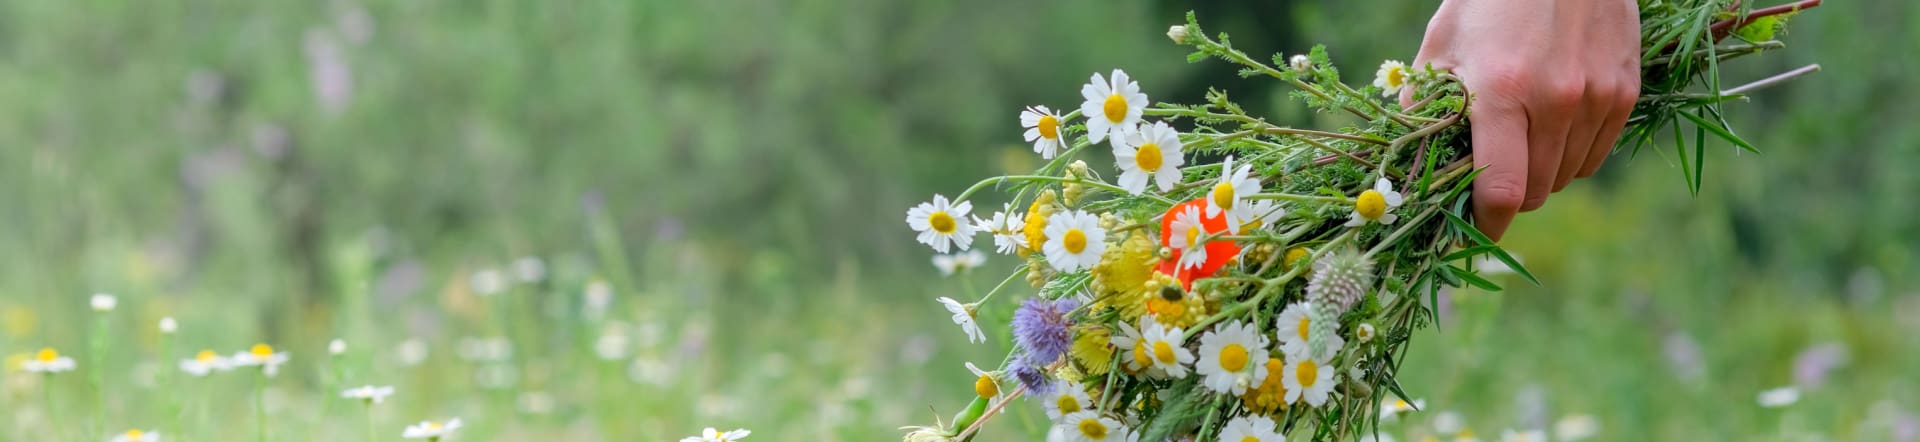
[1020,189,1059,258]
[1069,324,1115,376]
[1240,357,1291,416]
[1142,273,1208,329]
[1089,230,1159,320]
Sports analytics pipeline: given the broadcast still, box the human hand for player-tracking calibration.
[1405,0,1640,241]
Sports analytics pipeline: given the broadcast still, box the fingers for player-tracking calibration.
[1554,79,1608,192]
[1520,78,1576,212]
[1463,85,1529,242]
[1578,80,1635,178]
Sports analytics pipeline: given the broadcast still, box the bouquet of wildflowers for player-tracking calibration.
[902,1,1819,441]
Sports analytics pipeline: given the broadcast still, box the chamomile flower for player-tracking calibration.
[1346,178,1405,227]
[1381,397,1427,420]
[110,429,158,442]
[1282,350,1336,407]
[1079,69,1148,146]
[178,350,232,376]
[1207,156,1262,233]
[1168,205,1209,271]
[932,250,988,277]
[1021,106,1068,159]
[1043,380,1093,421]
[1114,121,1185,194]
[231,344,290,377]
[974,205,1028,255]
[1110,317,1157,376]
[1357,323,1377,343]
[937,297,984,344]
[329,339,348,356]
[966,362,1005,405]
[402,418,462,439]
[91,293,117,312]
[1217,415,1283,442]
[1758,386,1799,408]
[1277,302,1340,360]
[907,194,976,253]
[23,348,75,373]
[1140,317,1194,378]
[1290,54,1312,72]
[1058,410,1130,442]
[680,427,751,442]
[1375,60,1410,97]
[1196,320,1271,395]
[342,385,395,404]
[1042,210,1106,272]
[158,317,177,334]
[1243,199,1287,231]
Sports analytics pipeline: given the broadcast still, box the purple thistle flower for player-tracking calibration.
[1010,355,1052,396]
[1012,298,1078,366]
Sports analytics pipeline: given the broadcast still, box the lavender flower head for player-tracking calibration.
[1010,355,1053,396]
[1013,297,1079,367]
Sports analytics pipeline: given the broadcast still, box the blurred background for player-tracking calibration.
[0,0,1913,440]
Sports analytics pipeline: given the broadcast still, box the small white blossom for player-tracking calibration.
[402,418,462,439]
[91,293,118,312]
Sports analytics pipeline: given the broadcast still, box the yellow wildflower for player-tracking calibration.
[1090,230,1158,320]
[1241,357,1291,416]
[1069,325,1115,376]
[1143,272,1208,329]
[1020,190,1059,258]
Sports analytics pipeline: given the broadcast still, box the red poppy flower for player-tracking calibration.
[1157,198,1241,290]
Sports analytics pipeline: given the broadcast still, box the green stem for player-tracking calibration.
[976,265,1028,306]
[1245,193,1352,204]
[256,371,268,442]
[44,374,59,441]
[955,175,1175,206]
[365,405,376,442]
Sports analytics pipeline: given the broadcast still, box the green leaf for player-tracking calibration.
[1441,211,1540,286]
[1680,108,1758,153]
[1448,266,1503,292]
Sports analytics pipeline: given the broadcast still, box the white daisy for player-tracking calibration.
[907,194,977,253]
[966,362,1005,405]
[973,205,1028,255]
[1021,105,1068,159]
[178,350,232,377]
[1216,415,1283,442]
[1276,302,1339,360]
[158,317,177,334]
[680,427,751,442]
[1282,350,1335,407]
[932,250,988,277]
[1374,60,1410,97]
[1042,210,1106,272]
[1079,69,1148,147]
[1109,317,1160,377]
[1432,411,1466,435]
[1057,410,1130,442]
[469,268,506,296]
[230,344,290,377]
[342,385,396,404]
[1114,121,1185,194]
[1381,397,1426,420]
[1356,323,1377,343]
[1195,320,1270,395]
[1757,386,1799,408]
[1346,178,1405,227]
[1208,156,1263,233]
[110,429,158,442]
[23,348,75,373]
[1168,204,1209,270]
[329,339,348,356]
[90,293,117,312]
[1140,317,1194,378]
[1553,414,1600,441]
[937,297,984,344]
[1043,380,1093,421]
[1242,199,1287,231]
[402,418,462,439]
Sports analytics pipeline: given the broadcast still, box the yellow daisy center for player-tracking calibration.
[427,421,442,430]
[1131,341,1152,369]
[1242,437,1262,442]
[928,211,957,234]
[1062,229,1088,254]
[1152,341,1176,364]
[125,429,144,439]
[1184,226,1201,249]
[1212,182,1236,211]
[196,350,218,362]
[1038,115,1061,140]
[1296,317,1311,341]
[1283,247,1309,270]
[1295,359,1319,387]
[1240,357,1291,416]
[251,344,274,358]
[1356,190,1387,220]
[1102,93,1128,123]
[35,348,57,362]
[1134,143,1163,171]
[1219,343,1249,372]
[1387,66,1406,88]
[1056,394,1082,414]
[1079,418,1109,439]
[974,374,998,399]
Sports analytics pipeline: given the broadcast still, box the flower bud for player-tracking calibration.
[1289,54,1312,72]
[1166,25,1191,44]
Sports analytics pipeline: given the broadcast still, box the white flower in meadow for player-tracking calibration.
[230,344,290,377]
[1109,317,1161,377]
[23,348,76,373]
[1277,302,1340,360]
[1357,323,1377,343]
[178,350,232,376]
[1381,397,1426,420]
[1553,414,1599,441]
[1057,410,1130,442]
[932,250,988,277]
[110,429,158,442]
[1078,69,1148,147]
[158,317,178,334]
[469,269,506,296]
[329,339,347,355]
[1216,415,1283,442]
[1114,121,1185,194]
[1243,199,1287,230]
[973,205,1029,255]
[402,418,462,439]
[1346,178,1405,227]
[511,256,545,282]
[1499,429,1548,442]
[1042,210,1106,272]
[1432,411,1466,435]
[457,337,513,362]
[396,339,429,366]
[1374,60,1410,97]
[1021,105,1068,159]
[1758,386,1800,408]
[1043,380,1094,421]
[594,331,631,360]
[1281,347,1335,407]
[1208,155,1263,233]
[91,293,117,312]
[906,194,976,253]
[1195,320,1270,395]
[1168,205,1210,271]
[937,297,984,344]
[680,427,751,442]
[966,362,1005,405]
[341,385,395,404]
[1290,54,1312,72]
[628,356,675,387]
[583,280,614,316]
[1139,317,1194,378]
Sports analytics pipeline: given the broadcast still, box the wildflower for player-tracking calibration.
[329,339,348,356]
[342,385,395,404]
[932,251,988,277]
[583,280,614,317]
[1142,273,1207,328]
[1068,325,1114,376]
[511,256,545,282]
[231,344,290,377]
[1552,414,1599,441]
[158,317,177,334]
[1499,429,1547,442]
[1014,298,1079,365]
[456,336,513,362]
[973,205,1028,255]
[1196,320,1270,395]
[1289,54,1312,72]
[1758,386,1799,408]
[1166,25,1190,44]
[907,194,977,253]
[110,429,158,442]
[1308,246,1375,313]
[1009,356,1052,396]
[1345,178,1405,227]
[1283,246,1310,271]
[935,297,984,344]
[1282,349,1335,407]
[1058,410,1129,442]
[91,293,117,312]
[1277,302,1339,360]
[1168,205,1210,271]
[1110,318,1156,376]
[1217,415,1283,442]
[402,418,463,439]
[1432,411,1466,435]
[1357,323,1377,343]
[1381,397,1426,420]
[1242,199,1287,231]
[1021,105,1068,159]
[1078,69,1147,147]
[24,348,75,373]
[1089,230,1157,321]
[1156,198,1240,289]
[966,362,1005,405]
[396,339,429,366]
[1140,317,1193,378]
[1043,210,1107,272]
[1020,190,1059,257]
[1043,380,1093,421]
[1374,60,1410,97]
[469,268,506,296]
[1241,357,1291,416]
[1114,121,1185,194]
[178,350,231,376]
[1207,156,1262,233]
